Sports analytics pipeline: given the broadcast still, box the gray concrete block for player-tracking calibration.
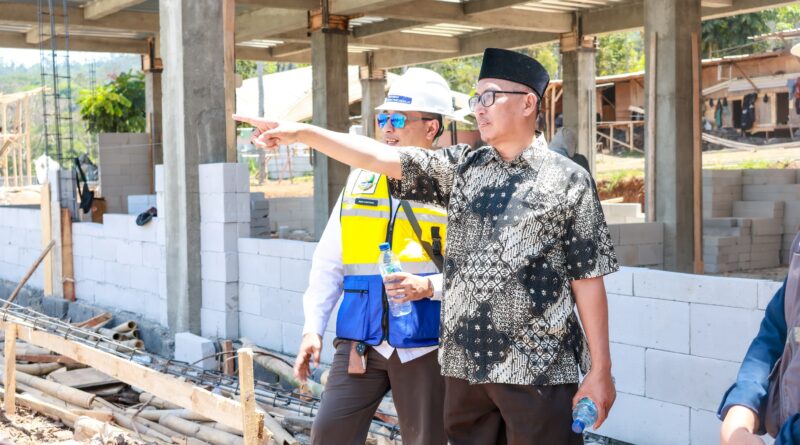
[174,332,217,370]
[742,169,797,185]
[41,296,69,319]
[732,201,784,219]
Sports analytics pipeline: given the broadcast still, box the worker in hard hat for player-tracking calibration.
[293,68,464,445]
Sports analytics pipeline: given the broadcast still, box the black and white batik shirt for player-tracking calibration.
[388,139,618,386]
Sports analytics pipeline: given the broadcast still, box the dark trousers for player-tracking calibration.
[310,340,447,445]
[444,377,584,445]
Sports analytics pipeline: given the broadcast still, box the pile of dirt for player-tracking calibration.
[597,176,644,208]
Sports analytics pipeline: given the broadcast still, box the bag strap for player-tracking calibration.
[399,200,443,273]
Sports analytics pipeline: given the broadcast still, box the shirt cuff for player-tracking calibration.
[718,382,768,435]
[429,274,443,301]
[302,318,327,338]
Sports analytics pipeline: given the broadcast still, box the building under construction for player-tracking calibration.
[0,1,799,444]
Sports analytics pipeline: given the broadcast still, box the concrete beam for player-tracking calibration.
[0,3,157,34]
[270,43,311,58]
[235,0,319,8]
[266,30,459,53]
[463,0,536,14]
[25,24,58,44]
[351,19,422,38]
[84,0,148,20]
[0,31,148,54]
[376,0,573,33]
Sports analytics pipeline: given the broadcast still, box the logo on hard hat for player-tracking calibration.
[386,95,412,104]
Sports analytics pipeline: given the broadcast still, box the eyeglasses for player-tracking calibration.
[376,113,435,129]
[468,90,530,111]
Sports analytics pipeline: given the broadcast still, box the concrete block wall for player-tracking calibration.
[602,203,645,225]
[237,238,338,364]
[608,222,664,268]
[268,197,313,234]
[0,206,44,289]
[199,163,251,339]
[703,169,800,272]
[71,213,167,326]
[98,133,153,214]
[127,194,157,216]
[250,193,270,239]
[597,267,780,445]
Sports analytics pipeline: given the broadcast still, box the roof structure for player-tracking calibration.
[0,0,796,69]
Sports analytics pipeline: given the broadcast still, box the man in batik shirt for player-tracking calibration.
[234,47,619,445]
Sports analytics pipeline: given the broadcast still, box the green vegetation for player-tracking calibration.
[78,71,145,134]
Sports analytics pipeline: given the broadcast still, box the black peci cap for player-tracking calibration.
[478,48,550,99]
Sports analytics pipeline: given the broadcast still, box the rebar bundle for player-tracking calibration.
[0,299,402,440]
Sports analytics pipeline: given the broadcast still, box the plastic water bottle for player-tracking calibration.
[377,242,412,317]
[571,397,598,434]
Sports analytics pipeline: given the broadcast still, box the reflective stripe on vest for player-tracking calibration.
[337,168,446,348]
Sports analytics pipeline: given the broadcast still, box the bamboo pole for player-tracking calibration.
[240,338,323,396]
[4,324,17,414]
[161,414,245,445]
[61,208,75,301]
[222,340,235,375]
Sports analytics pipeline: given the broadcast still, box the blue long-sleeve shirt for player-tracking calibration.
[717,280,800,444]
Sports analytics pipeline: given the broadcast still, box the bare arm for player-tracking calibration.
[572,276,615,427]
[233,115,402,179]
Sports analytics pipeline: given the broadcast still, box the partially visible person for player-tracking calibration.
[549,127,592,177]
[719,232,800,445]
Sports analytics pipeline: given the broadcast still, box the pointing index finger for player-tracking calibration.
[232,114,266,128]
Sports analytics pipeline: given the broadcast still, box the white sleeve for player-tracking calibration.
[429,273,443,301]
[302,198,344,337]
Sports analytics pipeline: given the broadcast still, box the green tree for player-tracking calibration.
[77,71,145,134]
[702,6,800,57]
[596,31,644,76]
[419,56,482,95]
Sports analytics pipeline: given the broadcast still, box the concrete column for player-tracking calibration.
[360,57,387,140]
[561,38,597,173]
[311,23,351,239]
[159,0,228,334]
[644,0,701,272]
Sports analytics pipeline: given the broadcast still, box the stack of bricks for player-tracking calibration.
[703,169,798,273]
[98,133,152,214]
[198,163,251,339]
[250,192,271,239]
[607,222,664,268]
[702,170,742,218]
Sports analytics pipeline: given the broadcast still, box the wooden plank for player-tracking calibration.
[8,321,247,432]
[41,184,53,295]
[222,340,235,375]
[645,31,657,223]
[4,324,17,414]
[61,208,75,301]
[238,348,265,445]
[73,312,112,329]
[49,368,119,389]
[691,32,703,275]
[15,354,81,366]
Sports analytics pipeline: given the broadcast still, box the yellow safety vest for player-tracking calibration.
[336,168,447,347]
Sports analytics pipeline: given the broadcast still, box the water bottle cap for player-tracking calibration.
[571,419,586,434]
[378,242,391,251]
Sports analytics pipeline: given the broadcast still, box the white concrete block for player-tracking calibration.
[604,268,634,295]
[608,293,690,353]
[102,214,132,239]
[239,283,266,315]
[282,323,304,355]
[80,257,105,282]
[141,242,162,266]
[237,222,250,239]
[145,296,168,326]
[201,279,238,312]
[280,258,311,292]
[17,209,41,228]
[633,268,758,308]
[239,313,282,351]
[129,221,157,243]
[757,279,783,310]
[691,409,721,445]
[74,279,96,303]
[303,242,318,260]
[610,342,645,396]
[645,349,739,411]
[596,392,689,445]
[104,262,130,288]
[174,332,217,370]
[129,266,159,294]
[236,193,251,223]
[235,162,250,193]
[154,165,164,192]
[691,304,763,362]
[257,239,306,260]
[239,253,281,288]
[238,238,259,254]
[269,289,305,325]
[619,222,663,245]
[199,192,239,223]
[200,308,239,339]
[201,222,240,253]
[116,240,143,266]
[200,251,238,282]
[198,163,237,194]
[156,219,166,246]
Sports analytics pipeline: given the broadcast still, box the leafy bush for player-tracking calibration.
[78,71,145,134]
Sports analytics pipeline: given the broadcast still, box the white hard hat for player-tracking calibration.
[376,68,456,118]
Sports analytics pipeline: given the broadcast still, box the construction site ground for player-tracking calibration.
[0,406,76,444]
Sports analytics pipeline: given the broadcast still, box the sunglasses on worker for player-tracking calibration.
[376,112,435,129]
[468,90,530,111]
